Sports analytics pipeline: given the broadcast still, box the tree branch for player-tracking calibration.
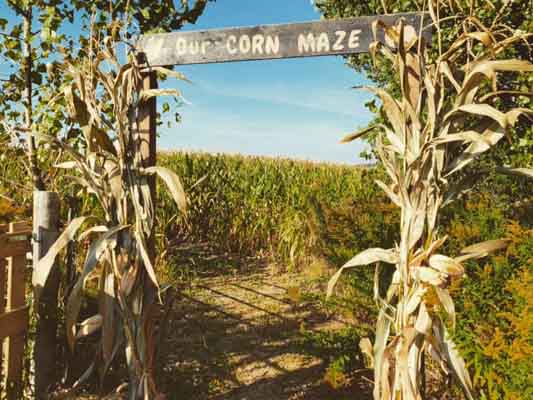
[6,0,28,17]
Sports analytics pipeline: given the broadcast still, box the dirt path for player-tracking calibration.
[159,268,372,400]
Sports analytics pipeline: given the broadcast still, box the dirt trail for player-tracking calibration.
[159,268,372,400]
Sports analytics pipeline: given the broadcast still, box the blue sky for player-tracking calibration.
[0,0,375,164]
[160,0,375,164]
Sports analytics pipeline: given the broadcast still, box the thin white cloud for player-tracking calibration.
[183,79,374,119]
[159,102,370,164]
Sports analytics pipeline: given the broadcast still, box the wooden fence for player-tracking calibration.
[0,221,31,399]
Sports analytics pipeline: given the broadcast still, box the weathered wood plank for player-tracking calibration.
[137,73,158,175]
[2,306,28,400]
[3,222,28,399]
[0,230,32,240]
[0,222,32,258]
[0,306,28,341]
[0,257,5,379]
[0,240,31,258]
[0,222,31,234]
[7,225,27,311]
[137,12,431,66]
[0,258,6,311]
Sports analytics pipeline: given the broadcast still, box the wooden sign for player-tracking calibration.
[137,12,431,66]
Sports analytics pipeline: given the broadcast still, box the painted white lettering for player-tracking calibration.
[239,35,251,54]
[333,30,346,51]
[189,41,200,55]
[227,35,238,54]
[201,41,210,55]
[265,35,280,54]
[176,38,187,55]
[252,34,265,54]
[349,29,361,48]
[316,32,330,52]
[298,33,316,53]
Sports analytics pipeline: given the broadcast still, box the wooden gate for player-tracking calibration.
[0,221,31,399]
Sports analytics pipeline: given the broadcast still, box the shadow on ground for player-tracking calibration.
[158,265,372,400]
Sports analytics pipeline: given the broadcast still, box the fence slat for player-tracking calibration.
[0,257,5,383]
[0,222,31,234]
[0,306,28,340]
[0,240,31,258]
[0,259,6,310]
[2,222,29,399]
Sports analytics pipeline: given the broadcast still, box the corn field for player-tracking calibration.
[0,2,532,399]
[157,152,379,264]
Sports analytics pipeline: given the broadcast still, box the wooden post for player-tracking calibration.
[134,72,157,396]
[0,256,5,383]
[3,222,30,399]
[137,70,157,263]
[138,72,157,200]
[33,191,60,398]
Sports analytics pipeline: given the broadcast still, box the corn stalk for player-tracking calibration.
[31,32,188,398]
[328,12,533,400]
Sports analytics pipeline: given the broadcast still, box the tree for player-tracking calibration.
[0,0,214,197]
[315,0,533,177]
[327,10,532,400]
[0,1,213,397]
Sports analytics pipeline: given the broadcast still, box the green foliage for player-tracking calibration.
[300,326,365,389]
[0,0,214,191]
[441,195,533,400]
[156,152,375,263]
[315,0,533,168]
[2,143,531,397]
[156,151,531,398]
[0,197,27,223]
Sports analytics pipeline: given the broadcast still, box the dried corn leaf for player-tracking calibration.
[415,302,432,335]
[466,31,493,46]
[33,217,88,301]
[445,122,504,176]
[359,337,374,368]
[327,248,398,298]
[140,88,181,101]
[436,287,456,327]
[398,327,418,400]
[461,238,509,255]
[83,125,117,155]
[496,166,533,179]
[360,86,405,136]
[452,104,508,128]
[120,266,138,296]
[66,226,124,350]
[405,285,427,315]
[64,84,90,126]
[436,320,475,400]
[148,66,191,83]
[374,309,393,400]
[143,166,187,213]
[76,314,103,339]
[101,271,115,362]
[340,124,381,143]
[429,254,464,276]
[54,161,78,169]
[414,267,446,286]
[458,60,533,105]
[375,180,402,207]
[135,229,159,288]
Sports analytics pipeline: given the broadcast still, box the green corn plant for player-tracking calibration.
[31,30,189,398]
[327,11,533,400]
